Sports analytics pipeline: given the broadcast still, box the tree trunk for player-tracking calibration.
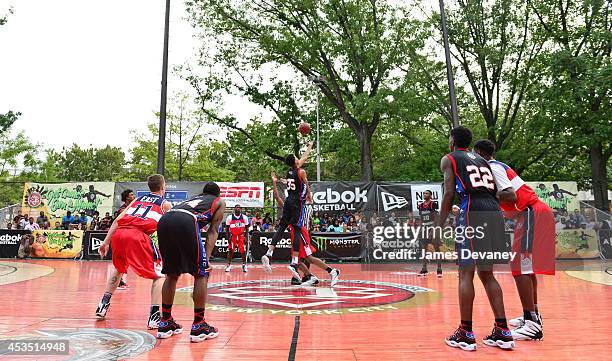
[358,126,374,181]
[589,143,610,211]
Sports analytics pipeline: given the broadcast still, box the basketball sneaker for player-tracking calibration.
[483,325,515,349]
[117,280,129,290]
[301,274,319,286]
[436,267,443,278]
[95,299,110,319]
[261,255,272,273]
[291,277,301,285]
[330,268,340,287]
[509,312,542,327]
[417,266,428,277]
[287,264,301,280]
[225,265,231,272]
[157,318,183,339]
[511,319,543,341]
[190,321,219,343]
[147,310,161,330]
[444,327,476,351]
[242,264,248,273]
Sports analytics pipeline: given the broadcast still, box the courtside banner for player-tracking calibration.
[250,232,293,260]
[311,232,362,260]
[310,182,377,214]
[209,233,251,259]
[375,182,442,214]
[0,230,28,258]
[22,182,115,226]
[83,231,112,260]
[30,230,83,259]
[217,182,264,208]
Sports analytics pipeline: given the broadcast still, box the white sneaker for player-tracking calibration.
[225,265,231,272]
[287,264,301,280]
[242,264,248,273]
[301,275,319,286]
[147,310,160,330]
[330,269,340,287]
[511,319,543,341]
[261,255,272,273]
[509,316,524,327]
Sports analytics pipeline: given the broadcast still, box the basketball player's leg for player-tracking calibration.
[96,230,128,319]
[189,242,218,342]
[262,208,292,272]
[238,235,247,272]
[304,255,340,286]
[445,262,477,351]
[226,236,235,271]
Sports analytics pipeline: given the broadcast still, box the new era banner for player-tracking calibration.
[376,182,442,214]
[310,182,377,214]
[30,230,83,259]
[22,182,115,225]
[83,231,112,260]
[115,181,265,209]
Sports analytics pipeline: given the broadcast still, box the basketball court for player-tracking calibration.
[0,259,609,360]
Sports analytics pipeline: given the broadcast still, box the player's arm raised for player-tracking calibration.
[206,199,227,265]
[271,171,284,207]
[437,156,455,228]
[99,199,137,258]
[296,141,314,168]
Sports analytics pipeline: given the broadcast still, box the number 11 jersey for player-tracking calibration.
[117,192,166,235]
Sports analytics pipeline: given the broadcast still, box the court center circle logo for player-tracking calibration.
[176,279,439,316]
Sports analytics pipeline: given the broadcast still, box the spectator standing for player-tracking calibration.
[19,215,28,230]
[36,211,48,226]
[99,212,112,230]
[114,189,135,219]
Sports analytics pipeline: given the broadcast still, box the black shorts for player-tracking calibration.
[157,210,209,276]
[456,196,508,267]
[281,199,305,227]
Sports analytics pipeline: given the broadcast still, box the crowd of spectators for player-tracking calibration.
[5,210,115,232]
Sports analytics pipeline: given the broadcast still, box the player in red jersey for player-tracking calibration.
[270,171,340,286]
[474,139,555,341]
[417,190,442,277]
[225,205,249,273]
[95,175,171,329]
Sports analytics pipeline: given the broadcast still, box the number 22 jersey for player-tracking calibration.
[446,148,498,208]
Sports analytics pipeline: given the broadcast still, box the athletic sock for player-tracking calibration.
[194,308,205,324]
[266,249,273,257]
[460,320,472,332]
[291,256,298,265]
[534,304,539,313]
[161,303,173,321]
[495,318,508,329]
[150,304,160,315]
[325,267,332,273]
[102,292,112,304]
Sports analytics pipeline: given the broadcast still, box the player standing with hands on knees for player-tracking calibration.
[155,182,226,342]
[261,140,313,276]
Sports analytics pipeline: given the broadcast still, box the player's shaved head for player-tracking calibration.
[474,139,496,158]
[147,174,165,192]
[285,154,296,167]
[450,126,472,149]
[203,182,221,196]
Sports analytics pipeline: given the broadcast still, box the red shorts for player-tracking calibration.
[229,233,246,254]
[510,200,556,276]
[288,225,317,260]
[111,227,163,280]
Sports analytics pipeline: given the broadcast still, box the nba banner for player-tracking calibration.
[310,182,377,214]
[376,182,442,214]
[82,231,112,260]
[22,182,115,226]
[0,229,28,258]
[527,181,579,213]
[114,181,264,209]
[29,230,84,259]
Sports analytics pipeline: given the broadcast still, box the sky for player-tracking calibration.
[0,0,205,151]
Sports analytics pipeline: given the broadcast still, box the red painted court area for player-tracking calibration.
[0,259,609,360]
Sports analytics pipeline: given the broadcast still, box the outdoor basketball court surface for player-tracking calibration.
[0,259,609,360]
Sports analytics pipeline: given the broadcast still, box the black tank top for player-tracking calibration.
[446,149,497,201]
[285,167,306,202]
[418,201,437,225]
[174,194,220,224]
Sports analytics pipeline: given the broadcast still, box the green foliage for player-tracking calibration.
[48,144,127,182]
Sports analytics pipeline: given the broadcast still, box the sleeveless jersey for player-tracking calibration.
[417,200,437,225]
[226,213,249,235]
[174,194,220,226]
[117,192,165,235]
[446,149,497,201]
[286,166,307,202]
[489,160,540,212]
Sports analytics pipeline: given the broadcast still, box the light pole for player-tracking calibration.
[439,0,459,127]
[157,0,171,175]
[308,75,325,182]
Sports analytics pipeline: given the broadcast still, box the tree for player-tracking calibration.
[185,0,428,180]
[527,0,611,210]
[48,144,128,182]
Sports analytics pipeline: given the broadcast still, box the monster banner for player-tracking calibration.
[22,182,115,227]
[30,230,84,259]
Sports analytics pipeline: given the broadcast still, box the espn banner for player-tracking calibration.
[22,182,115,226]
[30,230,83,259]
[0,230,28,258]
[82,231,112,260]
[376,182,442,214]
[114,181,264,209]
[248,231,363,261]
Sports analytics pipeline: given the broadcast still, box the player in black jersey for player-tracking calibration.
[437,126,514,352]
[156,182,226,343]
[262,142,313,277]
[417,190,442,277]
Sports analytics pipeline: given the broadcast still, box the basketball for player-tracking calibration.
[298,122,311,136]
